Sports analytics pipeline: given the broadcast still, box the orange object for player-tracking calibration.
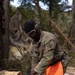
[45,61,64,75]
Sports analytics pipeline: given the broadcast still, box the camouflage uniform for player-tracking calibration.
[28,31,69,74]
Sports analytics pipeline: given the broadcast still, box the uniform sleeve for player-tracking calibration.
[34,40,56,74]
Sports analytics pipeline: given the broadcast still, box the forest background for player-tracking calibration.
[0,0,75,75]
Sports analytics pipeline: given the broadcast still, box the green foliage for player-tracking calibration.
[17,7,36,26]
[19,53,31,75]
[9,5,17,17]
[9,0,73,72]
[7,53,31,75]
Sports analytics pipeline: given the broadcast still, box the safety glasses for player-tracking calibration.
[27,29,36,37]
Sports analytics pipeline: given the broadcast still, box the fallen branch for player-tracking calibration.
[0,70,23,75]
[34,0,75,50]
[44,13,75,50]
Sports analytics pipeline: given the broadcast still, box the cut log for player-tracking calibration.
[0,70,23,75]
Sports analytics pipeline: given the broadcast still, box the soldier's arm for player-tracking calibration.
[34,39,63,74]
[34,40,56,74]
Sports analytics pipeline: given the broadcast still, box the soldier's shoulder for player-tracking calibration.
[43,31,54,36]
[42,31,56,44]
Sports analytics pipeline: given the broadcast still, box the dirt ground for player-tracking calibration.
[66,67,75,75]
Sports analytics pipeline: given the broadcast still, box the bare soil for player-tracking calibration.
[66,67,75,75]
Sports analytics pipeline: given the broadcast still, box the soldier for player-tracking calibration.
[23,20,69,75]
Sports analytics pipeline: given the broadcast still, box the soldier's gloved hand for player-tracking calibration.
[31,70,37,75]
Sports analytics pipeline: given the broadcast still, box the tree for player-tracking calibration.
[68,0,75,49]
[0,0,5,70]
[2,0,10,69]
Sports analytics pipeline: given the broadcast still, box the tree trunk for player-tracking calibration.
[70,0,75,39]
[67,0,75,50]
[68,0,75,48]
[33,0,42,28]
[3,0,10,69]
[49,1,53,32]
[0,0,5,70]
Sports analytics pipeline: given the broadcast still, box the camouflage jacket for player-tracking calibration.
[9,31,68,74]
[28,31,68,74]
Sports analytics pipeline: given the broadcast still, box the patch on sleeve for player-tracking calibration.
[45,40,56,50]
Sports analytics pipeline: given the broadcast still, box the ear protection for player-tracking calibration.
[34,23,40,30]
